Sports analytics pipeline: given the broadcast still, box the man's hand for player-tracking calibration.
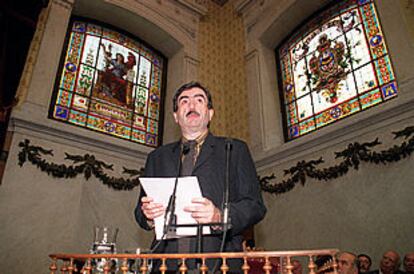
[183,197,221,224]
[141,196,165,220]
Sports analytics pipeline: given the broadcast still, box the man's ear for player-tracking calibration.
[208,109,214,121]
[173,112,179,124]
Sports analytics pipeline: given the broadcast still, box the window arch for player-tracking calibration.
[49,18,166,147]
[277,0,398,141]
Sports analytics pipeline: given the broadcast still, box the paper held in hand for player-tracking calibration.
[139,176,211,240]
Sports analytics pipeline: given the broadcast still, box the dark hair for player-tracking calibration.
[358,254,372,266]
[172,81,213,112]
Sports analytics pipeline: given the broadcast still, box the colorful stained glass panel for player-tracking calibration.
[277,0,398,141]
[69,110,87,126]
[354,64,377,93]
[50,19,166,147]
[296,94,313,121]
[56,89,72,107]
[346,26,371,68]
[360,88,382,109]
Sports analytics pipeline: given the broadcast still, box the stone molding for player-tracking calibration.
[244,49,265,153]
[183,54,201,82]
[105,0,203,43]
[176,0,208,17]
[255,93,414,172]
[15,2,53,108]
[11,103,150,163]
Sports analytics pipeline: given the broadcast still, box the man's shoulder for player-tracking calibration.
[209,134,247,147]
[147,141,179,157]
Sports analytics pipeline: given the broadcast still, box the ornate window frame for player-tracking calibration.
[49,17,167,147]
[276,0,398,142]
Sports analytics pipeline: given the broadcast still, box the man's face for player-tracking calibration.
[380,251,400,274]
[338,253,357,274]
[173,87,214,136]
[404,253,414,273]
[358,256,371,272]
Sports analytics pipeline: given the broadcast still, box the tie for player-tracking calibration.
[180,140,197,176]
[177,140,197,258]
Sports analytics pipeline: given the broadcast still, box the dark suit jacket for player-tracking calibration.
[134,133,266,271]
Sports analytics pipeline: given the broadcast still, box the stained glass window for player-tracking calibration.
[50,19,166,147]
[277,0,398,141]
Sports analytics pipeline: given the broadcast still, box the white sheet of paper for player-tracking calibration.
[139,176,211,240]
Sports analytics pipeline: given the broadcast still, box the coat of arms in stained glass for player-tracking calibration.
[50,19,166,147]
[277,0,398,140]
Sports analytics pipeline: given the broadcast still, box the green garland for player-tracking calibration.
[18,139,143,190]
[259,126,414,195]
[17,126,413,194]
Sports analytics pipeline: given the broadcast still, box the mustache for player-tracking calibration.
[186,110,200,117]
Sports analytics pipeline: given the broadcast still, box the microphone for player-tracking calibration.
[222,138,232,232]
[164,143,190,237]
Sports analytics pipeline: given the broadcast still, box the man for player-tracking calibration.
[368,250,402,274]
[337,252,358,274]
[134,81,267,272]
[403,252,414,274]
[358,254,372,273]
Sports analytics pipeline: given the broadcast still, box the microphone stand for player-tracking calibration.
[147,143,189,270]
[222,139,232,233]
[164,143,190,238]
[212,138,233,272]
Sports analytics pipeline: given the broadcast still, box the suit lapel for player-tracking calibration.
[170,141,181,174]
[193,133,215,173]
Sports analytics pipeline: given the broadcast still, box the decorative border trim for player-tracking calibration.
[16,125,413,194]
[17,139,143,191]
[259,125,414,195]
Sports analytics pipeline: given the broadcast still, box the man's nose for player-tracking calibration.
[188,99,196,108]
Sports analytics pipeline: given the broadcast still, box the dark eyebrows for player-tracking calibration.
[177,93,207,103]
[194,94,207,101]
[177,95,189,103]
